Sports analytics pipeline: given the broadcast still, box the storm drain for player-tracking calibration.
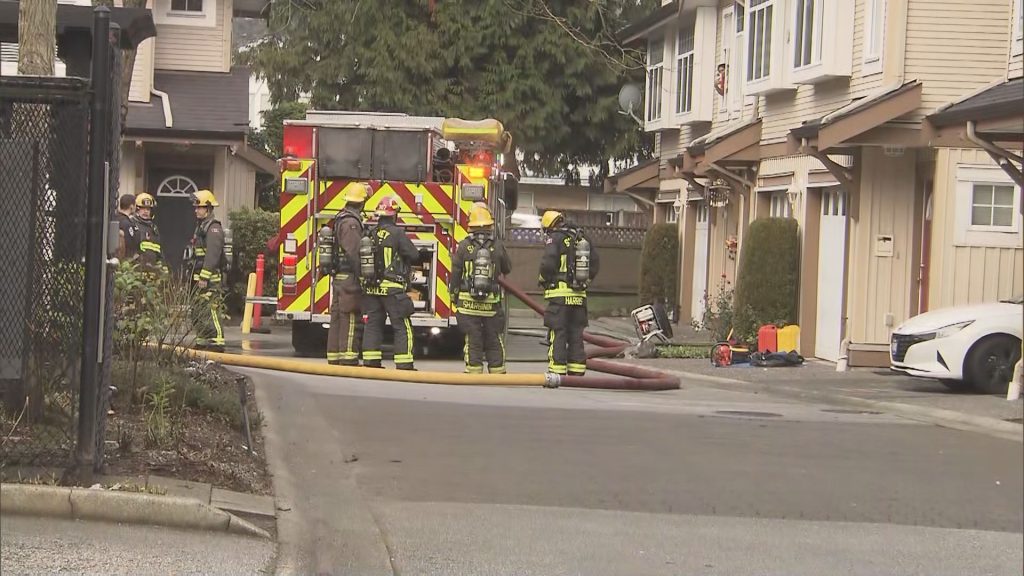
[713,410,783,418]
[822,409,883,415]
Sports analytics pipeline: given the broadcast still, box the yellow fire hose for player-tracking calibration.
[166,345,559,387]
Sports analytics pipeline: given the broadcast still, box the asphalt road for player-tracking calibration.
[245,364,1024,576]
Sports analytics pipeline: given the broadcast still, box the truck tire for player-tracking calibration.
[292,321,327,358]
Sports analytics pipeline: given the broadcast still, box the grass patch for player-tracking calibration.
[656,344,712,359]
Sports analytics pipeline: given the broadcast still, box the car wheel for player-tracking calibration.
[938,379,973,393]
[965,335,1022,395]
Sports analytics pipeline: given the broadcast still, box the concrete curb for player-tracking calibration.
[610,362,1024,443]
[0,484,271,539]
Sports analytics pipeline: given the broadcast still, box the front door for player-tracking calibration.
[691,203,710,324]
[815,187,848,362]
[149,169,210,274]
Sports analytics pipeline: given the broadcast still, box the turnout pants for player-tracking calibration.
[362,291,416,369]
[327,274,363,365]
[456,311,506,374]
[544,300,588,376]
[193,288,225,349]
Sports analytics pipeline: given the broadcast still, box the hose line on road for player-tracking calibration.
[498,278,680,391]
[164,283,679,391]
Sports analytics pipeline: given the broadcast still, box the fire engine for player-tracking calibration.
[268,111,518,356]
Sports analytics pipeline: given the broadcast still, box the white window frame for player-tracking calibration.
[955,165,1023,248]
[770,190,793,218]
[170,0,203,13]
[746,0,776,83]
[743,0,794,95]
[676,28,696,116]
[154,0,216,28]
[645,37,666,127]
[718,7,735,121]
[792,0,824,71]
[863,0,885,76]
[1013,0,1023,57]
[969,183,1018,232]
[666,204,679,224]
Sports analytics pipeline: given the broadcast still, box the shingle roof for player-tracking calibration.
[928,78,1024,127]
[126,66,250,138]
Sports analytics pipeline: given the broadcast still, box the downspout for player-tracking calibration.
[151,88,173,128]
[966,121,1024,188]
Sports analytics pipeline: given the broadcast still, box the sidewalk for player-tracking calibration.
[616,356,1024,441]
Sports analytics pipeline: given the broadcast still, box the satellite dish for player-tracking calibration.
[618,83,643,114]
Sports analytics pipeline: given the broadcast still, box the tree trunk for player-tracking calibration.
[17,0,57,76]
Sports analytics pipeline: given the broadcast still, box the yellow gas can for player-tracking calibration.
[777,325,801,353]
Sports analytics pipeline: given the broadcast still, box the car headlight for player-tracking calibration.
[916,321,974,340]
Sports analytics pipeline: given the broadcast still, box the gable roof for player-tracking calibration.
[126,66,250,139]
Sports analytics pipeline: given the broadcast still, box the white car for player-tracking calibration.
[890,296,1023,394]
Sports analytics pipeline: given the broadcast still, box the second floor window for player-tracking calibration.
[676,29,695,115]
[171,0,203,12]
[793,0,823,68]
[646,38,664,122]
[747,0,774,82]
[865,0,885,66]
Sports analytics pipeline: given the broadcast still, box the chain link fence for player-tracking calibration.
[0,77,92,468]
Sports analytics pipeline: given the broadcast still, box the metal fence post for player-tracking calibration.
[76,6,112,484]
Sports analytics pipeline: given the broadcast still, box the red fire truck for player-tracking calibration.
[267,111,518,356]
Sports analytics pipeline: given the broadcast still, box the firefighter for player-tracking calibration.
[449,203,512,374]
[116,193,137,260]
[539,210,600,377]
[131,192,163,268]
[360,196,421,370]
[188,189,227,352]
[323,183,370,366]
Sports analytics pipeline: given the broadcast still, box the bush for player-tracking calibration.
[639,223,679,306]
[227,207,279,313]
[692,280,735,342]
[733,218,800,342]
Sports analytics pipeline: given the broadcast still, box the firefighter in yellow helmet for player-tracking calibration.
[323,183,370,365]
[449,203,512,374]
[188,189,227,352]
[539,210,599,377]
[130,193,163,267]
[360,195,421,370]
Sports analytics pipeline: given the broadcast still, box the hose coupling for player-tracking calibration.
[543,373,561,389]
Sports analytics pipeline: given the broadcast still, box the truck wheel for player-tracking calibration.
[965,335,1021,395]
[292,321,327,358]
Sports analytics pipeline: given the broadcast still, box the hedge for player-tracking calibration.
[639,223,679,306]
[733,218,800,342]
[226,207,279,313]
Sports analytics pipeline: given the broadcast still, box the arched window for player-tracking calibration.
[156,175,198,198]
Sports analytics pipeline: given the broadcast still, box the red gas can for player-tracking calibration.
[757,324,779,354]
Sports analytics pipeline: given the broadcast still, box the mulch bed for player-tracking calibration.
[101,363,272,496]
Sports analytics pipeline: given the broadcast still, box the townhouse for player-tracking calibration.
[613,0,1023,366]
[121,0,276,272]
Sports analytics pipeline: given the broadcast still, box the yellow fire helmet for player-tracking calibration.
[192,189,219,208]
[344,182,371,204]
[135,192,156,209]
[468,203,494,228]
[540,210,564,230]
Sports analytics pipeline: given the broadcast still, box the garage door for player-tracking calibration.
[815,187,847,362]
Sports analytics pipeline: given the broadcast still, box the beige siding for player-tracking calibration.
[659,129,682,170]
[761,0,885,143]
[847,148,919,345]
[904,0,1012,117]
[119,142,145,197]
[154,0,230,73]
[216,148,258,229]
[928,148,1024,307]
[1010,51,1023,78]
[128,37,155,103]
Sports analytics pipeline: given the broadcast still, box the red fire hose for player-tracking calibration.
[499,278,679,391]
